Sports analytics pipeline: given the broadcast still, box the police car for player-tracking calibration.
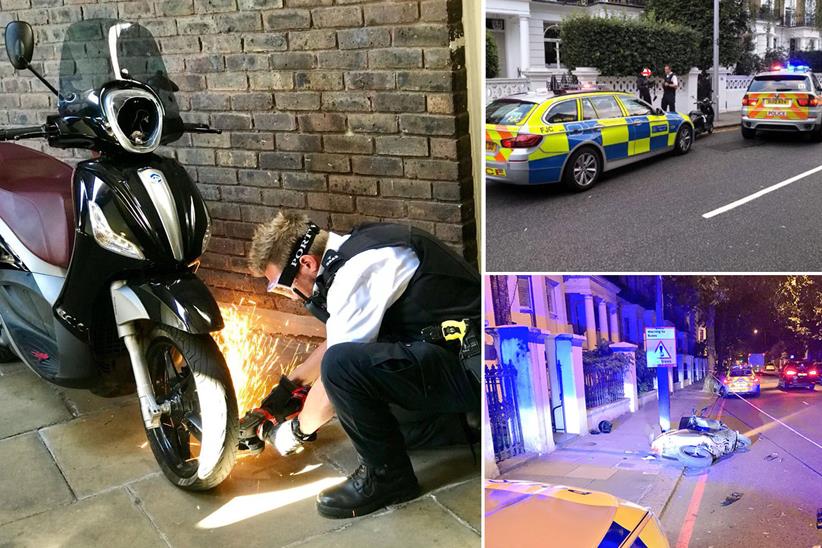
[741,64,822,140]
[485,479,669,547]
[485,87,694,191]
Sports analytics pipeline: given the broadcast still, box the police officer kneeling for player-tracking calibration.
[247,211,481,519]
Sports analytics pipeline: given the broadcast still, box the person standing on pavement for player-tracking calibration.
[637,67,653,104]
[661,64,678,112]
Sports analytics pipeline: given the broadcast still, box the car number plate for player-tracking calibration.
[486,141,497,152]
[486,167,506,177]
[798,372,807,376]
[765,100,790,107]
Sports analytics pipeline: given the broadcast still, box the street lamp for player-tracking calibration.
[753,328,759,335]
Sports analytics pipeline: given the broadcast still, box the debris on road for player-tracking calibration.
[642,455,657,460]
[764,453,781,462]
[817,508,822,529]
[721,492,743,507]
[598,420,613,434]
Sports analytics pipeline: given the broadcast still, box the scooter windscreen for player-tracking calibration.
[57,19,183,152]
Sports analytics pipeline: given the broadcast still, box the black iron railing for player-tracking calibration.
[486,361,525,463]
[584,367,624,409]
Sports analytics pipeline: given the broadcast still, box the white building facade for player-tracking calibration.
[487,0,822,82]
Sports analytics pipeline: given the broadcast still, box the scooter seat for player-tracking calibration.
[0,143,74,269]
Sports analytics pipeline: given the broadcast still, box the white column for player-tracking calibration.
[677,354,687,389]
[611,342,639,412]
[518,16,530,76]
[526,328,555,455]
[584,294,597,349]
[598,299,609,344]
[609,304,620,343]
[555,334,588,435]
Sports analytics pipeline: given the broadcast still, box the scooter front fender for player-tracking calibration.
[111,273,224,334]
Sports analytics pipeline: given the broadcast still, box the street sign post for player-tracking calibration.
[645,327,677,368]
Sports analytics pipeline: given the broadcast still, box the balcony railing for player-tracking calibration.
[584,367,625,409]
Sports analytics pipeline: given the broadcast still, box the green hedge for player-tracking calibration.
[560,15,700,77]
[486,33,499,79]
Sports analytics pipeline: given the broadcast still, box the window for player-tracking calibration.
[544,24,561,69]
[486,100,536,125]
[621,97,653,117]
[581,98,599,120]
[588,95,623,118]
[544,100,578,124]
[545,278,558,318]
[749,74,811,92]
[517,276,535,326]
[790,38,797,52]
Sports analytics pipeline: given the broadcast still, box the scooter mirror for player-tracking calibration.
[4,21,34,70]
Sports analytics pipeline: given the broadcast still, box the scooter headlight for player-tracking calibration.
[101,87,164,154]
[88,201,145,260]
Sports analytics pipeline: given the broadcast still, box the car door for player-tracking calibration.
[585,94,630,162]
[536,98,580,161]
[619,96,670,155]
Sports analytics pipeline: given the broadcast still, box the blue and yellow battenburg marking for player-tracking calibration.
[486,92,688,184]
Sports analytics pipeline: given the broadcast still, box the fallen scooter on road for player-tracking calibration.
[650,406,751,468]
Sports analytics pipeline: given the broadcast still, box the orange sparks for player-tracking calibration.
[213,299,310,413]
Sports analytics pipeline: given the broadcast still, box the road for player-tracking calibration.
[659,375,822,548]
[486,128,822,272]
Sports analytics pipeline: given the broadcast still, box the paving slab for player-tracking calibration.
[431,478,480,533]
[0,432,74,526]
[38,405,161,499]
[54,385,136,417]
[289,497,479,548]
[564,464,618,481]
[129,460,352,547]
[0,360,24,376]
[0,488,165,548]
[0,367,72,439]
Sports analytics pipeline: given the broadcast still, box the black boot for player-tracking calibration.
[316,462,420,519]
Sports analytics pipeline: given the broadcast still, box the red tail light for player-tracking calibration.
[500,134,543,149]
[795,95,818,107]
[741,95,755,107]
[785,368,797,376]
[810,369,818,376]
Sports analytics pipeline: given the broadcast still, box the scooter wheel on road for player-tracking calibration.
[735,433,752,452]
[677,445,713,468]
[143,325,238,491]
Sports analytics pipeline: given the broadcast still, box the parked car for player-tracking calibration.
[485,88,694,191]
[763,362,777,374]
[717,366,761,397]
[485,479,669,548]
[741,65,822,140]
[777,361,818,391]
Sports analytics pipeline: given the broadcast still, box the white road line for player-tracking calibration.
[702,164,822,219]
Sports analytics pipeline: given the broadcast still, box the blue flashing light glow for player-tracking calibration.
[786,62,811,72]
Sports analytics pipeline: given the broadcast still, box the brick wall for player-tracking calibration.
[0,0,475,314]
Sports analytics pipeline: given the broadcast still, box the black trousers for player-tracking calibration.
[661,93,676,112]
[639,88,652,104]
[320,341,479,469]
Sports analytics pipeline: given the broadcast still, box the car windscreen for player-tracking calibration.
[730,368,753,377]
[748,75,811,92]
[487,100,536,125]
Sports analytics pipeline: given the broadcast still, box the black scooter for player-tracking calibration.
[0,19,238,490]
[689,97,715,136]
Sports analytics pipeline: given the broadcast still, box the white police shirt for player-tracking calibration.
[319,232,420,348]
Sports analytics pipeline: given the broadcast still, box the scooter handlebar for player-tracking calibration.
[183,123,221,134]
[0,125,47,141]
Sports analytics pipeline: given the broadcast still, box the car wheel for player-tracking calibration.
[563,147,601,192]
[812,124,822,142]
[674,125,693,155]
[741,126,756,140]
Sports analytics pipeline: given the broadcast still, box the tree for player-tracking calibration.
[646,0,753,70]
[774,276,822,357]
[486,33,499,79]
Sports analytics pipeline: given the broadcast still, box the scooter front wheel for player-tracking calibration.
[677,445,713,468]
[143,325,238,490]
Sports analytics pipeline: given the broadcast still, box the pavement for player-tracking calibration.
[486,118,822,272]
[0,359,479,547]
[499,377,822,547]
[713,111,742,129]
[500,383,716,521]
